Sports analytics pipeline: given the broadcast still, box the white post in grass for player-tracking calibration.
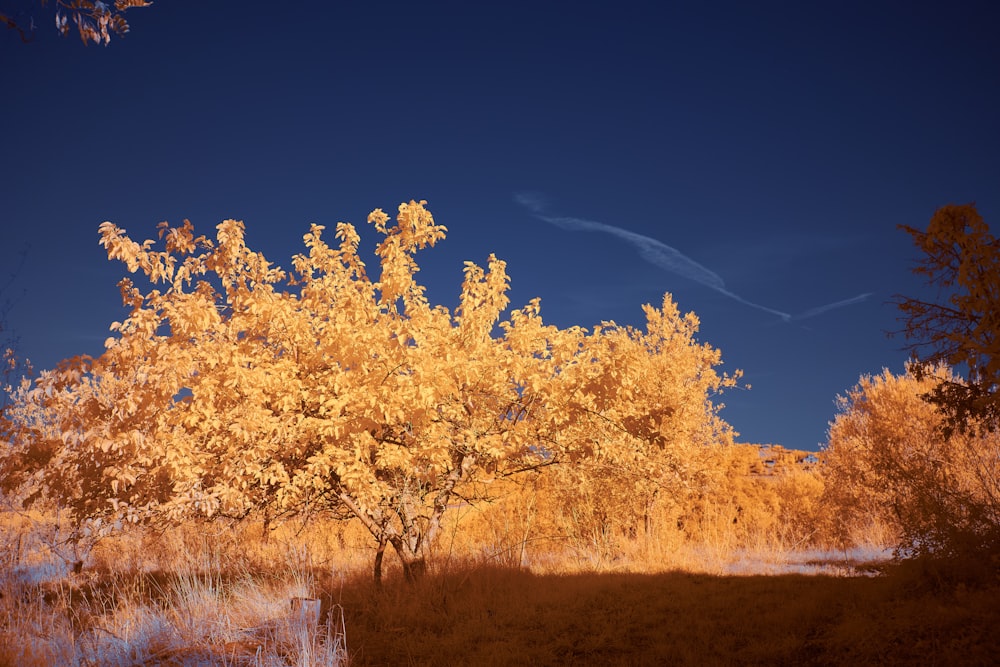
[290,596,322,629]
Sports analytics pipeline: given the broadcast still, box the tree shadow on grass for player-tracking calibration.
[327,564,1000,667]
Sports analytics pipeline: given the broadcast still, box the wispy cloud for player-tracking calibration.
[514,192,872,322]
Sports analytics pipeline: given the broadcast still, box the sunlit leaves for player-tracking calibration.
[4,200,735,577]
[823,365,1000,559]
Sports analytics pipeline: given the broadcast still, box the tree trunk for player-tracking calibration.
[385,532,429,584]
[261,512,271,545]
[373,534,388,588]
[400,554,427,583]
[336,492,397,586]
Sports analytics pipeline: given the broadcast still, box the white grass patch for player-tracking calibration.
[720,546,894,576]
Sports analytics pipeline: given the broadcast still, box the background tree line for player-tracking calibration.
[1,200,998,583]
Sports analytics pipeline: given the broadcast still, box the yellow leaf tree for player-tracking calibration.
[823,365,1000,560]
[3,200,736,581]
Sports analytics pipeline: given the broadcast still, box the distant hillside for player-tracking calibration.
[737,443,820,476]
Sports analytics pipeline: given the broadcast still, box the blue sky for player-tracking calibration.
[2,1,998,450]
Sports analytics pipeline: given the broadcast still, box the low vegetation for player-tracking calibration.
[2,466,996,666]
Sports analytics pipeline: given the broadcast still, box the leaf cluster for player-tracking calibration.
[2,0,150,45]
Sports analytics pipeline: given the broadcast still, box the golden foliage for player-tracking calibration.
[3,200,736,579]
[823,365,1000,559]
[668,444,827,553]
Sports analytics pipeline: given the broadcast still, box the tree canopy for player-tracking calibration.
[2,200,736,580]
[895,203,1000,433]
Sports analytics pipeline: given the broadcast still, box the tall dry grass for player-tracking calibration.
[4,451,996,666]
[0,514,352,666]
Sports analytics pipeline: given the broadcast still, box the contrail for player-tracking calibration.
[789,292,873,321]
[514,193,871,322]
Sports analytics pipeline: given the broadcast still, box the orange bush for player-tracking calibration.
[823,365,1000,561]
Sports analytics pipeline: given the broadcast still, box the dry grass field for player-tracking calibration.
[1,511,997,667]
[340,565,999,666]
